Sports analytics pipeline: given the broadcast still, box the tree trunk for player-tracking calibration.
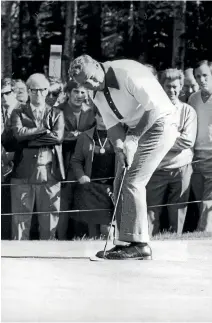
[128,1,134,43]
[86,2,102,61]
[1,1,13,78]
[61,1,78,82]
[137,1,148,62]
[172,1,186,69]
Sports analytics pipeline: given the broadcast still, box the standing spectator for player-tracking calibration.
[1,78,20,128]
[1,78,20,240]
[57,79,96,240]
[147,69,197,235]
[10,73,65,240]
[180,68,199,103]
[14,79,28,104]
[69,55,179,260]
[71,110,115,238]
[188,60,212,232]
[46,78,66,107]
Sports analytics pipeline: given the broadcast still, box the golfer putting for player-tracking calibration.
[69,55,178,260]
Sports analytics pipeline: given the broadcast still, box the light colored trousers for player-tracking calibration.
[147,164,193,236]
[114,117,178,244]
[191,150,212,232]
[11,165,61,240]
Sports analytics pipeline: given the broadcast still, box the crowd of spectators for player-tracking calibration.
[1,59,212,240]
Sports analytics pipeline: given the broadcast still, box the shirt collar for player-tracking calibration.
[93,63,120,99]
[30,103,45,113]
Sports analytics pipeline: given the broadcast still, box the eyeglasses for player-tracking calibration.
[30,88,47,95]
[1,91,12,97]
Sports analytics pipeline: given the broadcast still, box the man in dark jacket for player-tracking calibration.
[10,73,65,240]
[57,79,95,240]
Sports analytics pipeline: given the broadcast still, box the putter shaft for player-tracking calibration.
[102,167,127,257]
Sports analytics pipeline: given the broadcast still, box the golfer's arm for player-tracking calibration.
[127,109,158,139]
[107,123,126,152]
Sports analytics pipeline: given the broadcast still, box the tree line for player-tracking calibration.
[1,1,212,82]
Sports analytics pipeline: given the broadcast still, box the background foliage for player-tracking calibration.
[1,1,212,81]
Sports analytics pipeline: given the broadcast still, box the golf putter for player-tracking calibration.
[90,166,127,261]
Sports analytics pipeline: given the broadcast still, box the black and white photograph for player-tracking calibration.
[1,0,212,321]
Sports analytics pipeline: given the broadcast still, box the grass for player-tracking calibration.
[152,231,212,240]
[72,231,212,241]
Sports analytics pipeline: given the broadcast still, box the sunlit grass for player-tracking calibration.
[152,231,212,240]
[72,231,212,241]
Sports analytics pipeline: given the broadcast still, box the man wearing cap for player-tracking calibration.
[69,55,179,260]
[57,79,96,240]
[10,73,65,240]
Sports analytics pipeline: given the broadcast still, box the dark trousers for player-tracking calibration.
[147,164,192,235]
[1,175,12,240]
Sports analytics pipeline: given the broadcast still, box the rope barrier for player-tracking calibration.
[1,176,115,186]
[1,199,212,216]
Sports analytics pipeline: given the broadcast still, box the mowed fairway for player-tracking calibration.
[2,240,212,322]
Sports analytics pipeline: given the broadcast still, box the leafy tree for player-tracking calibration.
[1,1,13,78]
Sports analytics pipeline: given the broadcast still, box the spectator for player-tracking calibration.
[14,79,28,104]
[10,73,65,240]
[188,60,212,232]
[1,78,20,127]
[57,79,96,240]
[46,78,66,107]
[71,110,115,238]
[147,68,197,235]
[180,68,199,103]
[1,78,20,240]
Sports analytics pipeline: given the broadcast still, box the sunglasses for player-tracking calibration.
[1,91,12,97]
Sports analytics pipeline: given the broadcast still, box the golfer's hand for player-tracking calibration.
[123,135,139,169]
[78,175,90,184]
[116,150,127,169]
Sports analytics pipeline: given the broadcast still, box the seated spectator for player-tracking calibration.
[10,73,65,240]
[188,60,212,232]
[147,68,197,235]
[71,110,115,238]
[14,79,28,104]
[180,68,199,103]
[57,79,96,240]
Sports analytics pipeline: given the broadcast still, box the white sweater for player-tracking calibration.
[158,100,197,169]
[188,90,212,151]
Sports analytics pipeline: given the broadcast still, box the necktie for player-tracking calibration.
[34,109,42,126]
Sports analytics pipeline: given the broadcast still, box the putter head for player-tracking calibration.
[90,255,105,262]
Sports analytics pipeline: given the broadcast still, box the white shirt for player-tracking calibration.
[30,103,45,121]
[92,60,175,130]
[188,90,212,150]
